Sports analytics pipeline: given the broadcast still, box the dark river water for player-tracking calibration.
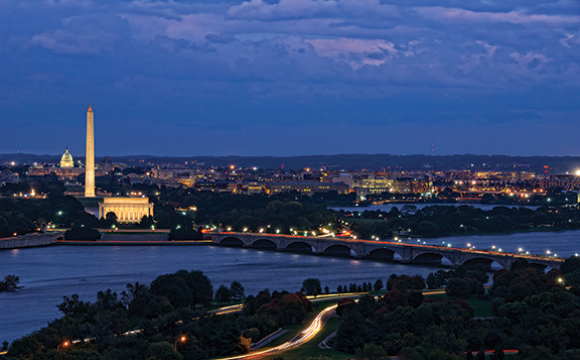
[1,229,579,343]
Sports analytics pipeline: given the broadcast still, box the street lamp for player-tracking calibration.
[57,341,69,351]
[175,336,186,351]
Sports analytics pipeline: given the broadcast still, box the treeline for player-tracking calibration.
[9,153,580,173]
[3,270,313,360]
[0,178,344,238]
[332,257,580,359]
[343,204,580,238]
[147,188,342,233]
[0,192,90,238]
[93,182,346,232]
[209,199,336,233]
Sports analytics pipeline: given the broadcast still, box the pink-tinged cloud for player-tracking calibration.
[227,0,398,21]
[458,41,497,73]
[509,52,551,67]
[228,0,337,21]
[416,7,580,26]
[560,34,580,48]
[31,30,118,54]
[305,38,396,69]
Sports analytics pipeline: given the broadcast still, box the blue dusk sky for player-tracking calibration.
[0,0,579,157]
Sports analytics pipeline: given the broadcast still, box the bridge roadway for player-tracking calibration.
[207,232,563,270]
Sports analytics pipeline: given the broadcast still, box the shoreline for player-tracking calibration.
[55,240,212,246]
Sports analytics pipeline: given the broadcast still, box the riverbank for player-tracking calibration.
[56,239,212,246]
[0,233,63,250]
[349,216,580,239]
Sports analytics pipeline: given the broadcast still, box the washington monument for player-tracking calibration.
[85,105,95,197]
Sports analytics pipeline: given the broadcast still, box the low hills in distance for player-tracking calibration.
[3,153,580,173]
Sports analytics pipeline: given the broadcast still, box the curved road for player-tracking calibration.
[215,304,337,360]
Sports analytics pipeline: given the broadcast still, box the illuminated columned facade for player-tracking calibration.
[98,197,154,223]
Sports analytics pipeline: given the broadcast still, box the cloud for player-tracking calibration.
[415,7,580,27]
[205,32,234,44]
[228,0,339,21]
[31,29,117,54]
[305,38,396,69]
[1,0,580,156]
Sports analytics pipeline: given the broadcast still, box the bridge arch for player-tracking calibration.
[219,236,244,247]
[322,244,353,257]
[56,235,65,241]
[527,262,549,271]
[250,239,278,250]
[285,241,314,253]
[461,257,494,269]
[366,248,399,260]
[412,252,452,266]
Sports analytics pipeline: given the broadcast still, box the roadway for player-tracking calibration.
[216,231,565,264]
[214,304,337,360]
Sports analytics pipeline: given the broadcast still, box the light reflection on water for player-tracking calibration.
[1,229,579,343]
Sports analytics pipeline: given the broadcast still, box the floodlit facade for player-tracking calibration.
[98,197,154,223]
[85,105,95,197]
[60,148,74,168]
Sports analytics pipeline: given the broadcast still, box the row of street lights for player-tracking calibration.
[57,336,187,353]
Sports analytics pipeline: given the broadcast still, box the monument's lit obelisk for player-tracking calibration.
[85,105,95,197]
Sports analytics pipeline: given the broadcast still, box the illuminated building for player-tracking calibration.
[392,177,432,194]
[29,147,84,180]
[266,182,349,196]
[60,147,74,168]
[85,105,95,197]
[98,197,154,223]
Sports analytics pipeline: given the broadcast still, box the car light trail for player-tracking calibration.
[215,304,337,360]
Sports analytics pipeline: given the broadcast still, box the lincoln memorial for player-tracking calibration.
[98,197,154,223]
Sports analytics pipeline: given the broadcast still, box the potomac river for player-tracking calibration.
[2,230,580,343]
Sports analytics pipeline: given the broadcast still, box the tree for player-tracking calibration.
[374,279,384,292]
[492,344,504,360]
[216,285,231,304]
[147,342,183,360]
[6,336,42,359]
[418,221,441,237]
[230,281,245,302]
[0,275,20,291]
[511,258,530,271]
[96,289,121,311]
[301,278,322,297]
[334,311,369,353]
[64,225,101,240]
[355,343,386,360]
[445,278,471,299]
[138,215,155,229]
[105,212,118,226]
[561,256,580,274]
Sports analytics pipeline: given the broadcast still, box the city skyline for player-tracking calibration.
[1,0,579,156]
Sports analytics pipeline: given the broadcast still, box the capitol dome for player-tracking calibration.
[60,147,74,168]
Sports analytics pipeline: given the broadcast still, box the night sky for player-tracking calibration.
[1,0,579,157]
